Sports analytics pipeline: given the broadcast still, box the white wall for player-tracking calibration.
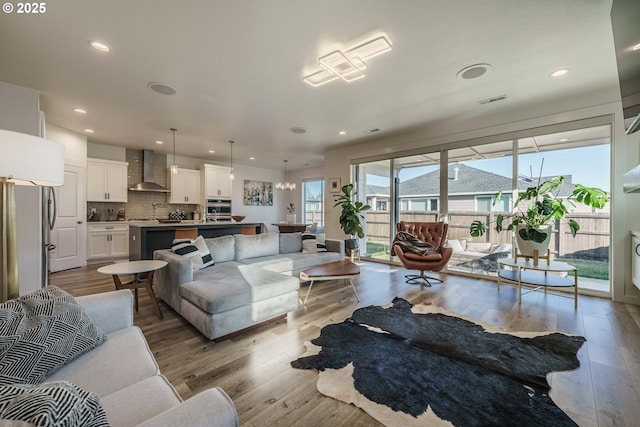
[46,124,87,167]
[87,142,126,161]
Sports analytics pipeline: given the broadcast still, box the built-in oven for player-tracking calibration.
[206,198,232,221]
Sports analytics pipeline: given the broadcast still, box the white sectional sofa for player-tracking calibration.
[0,289,239,427]
[154,232,344,340]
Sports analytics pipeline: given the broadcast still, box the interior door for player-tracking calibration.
[49,165,87,272]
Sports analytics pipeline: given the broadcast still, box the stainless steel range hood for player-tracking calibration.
[129,149,170,193]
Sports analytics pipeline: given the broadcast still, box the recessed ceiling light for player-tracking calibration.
[155,140,163,145]
[338,130,347,135]
[550,68,569,78]
[632,43,640,51]
[289,127,306,134]
[147,82,176,96]
[209,150,215,154]
[89,41,110,53]
[73,108,87,114]
[560,138,570,142]
[249,157,255,160]
[84,129,94,134]
[456,63,492,80]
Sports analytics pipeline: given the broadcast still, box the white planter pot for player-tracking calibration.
[515,224,552,257]
[286,214,296,224]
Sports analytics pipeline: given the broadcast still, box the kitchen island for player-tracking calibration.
[128,220,263,260]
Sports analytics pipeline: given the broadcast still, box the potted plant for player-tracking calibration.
[469,174,608,257]
[286,202,296,223]
[333,183,371,254]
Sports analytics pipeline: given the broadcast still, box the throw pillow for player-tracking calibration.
[301,232,318,253]
[192,235,215,269]
[0,287,107,386]
[0,381,109,427]
[171,236,214,270]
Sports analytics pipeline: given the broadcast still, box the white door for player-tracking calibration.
[49,165,87,272]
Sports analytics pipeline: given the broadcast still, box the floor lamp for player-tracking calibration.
[0,129,64,302]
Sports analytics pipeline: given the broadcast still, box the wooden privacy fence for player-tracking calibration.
[365,210,610,261]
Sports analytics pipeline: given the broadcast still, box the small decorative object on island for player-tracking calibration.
[286,202,296,223]
[469,164,608,264]
[231,215,246,222]
[334,183,371,257]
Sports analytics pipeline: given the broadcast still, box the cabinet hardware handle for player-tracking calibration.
[635,243,640,257]
[106,226,114,230]
[77,221,83,224]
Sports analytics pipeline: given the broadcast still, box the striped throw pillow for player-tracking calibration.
[172,236,214,270]
[0,381,109,427]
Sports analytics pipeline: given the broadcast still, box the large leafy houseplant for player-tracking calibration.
[469,175,608,244]
[333,183,371,241]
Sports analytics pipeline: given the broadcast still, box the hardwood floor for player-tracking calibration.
[50,261,640,426]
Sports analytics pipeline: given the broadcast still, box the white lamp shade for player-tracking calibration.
[0,129,65,186]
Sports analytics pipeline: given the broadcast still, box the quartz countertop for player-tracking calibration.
[126,220,255,228]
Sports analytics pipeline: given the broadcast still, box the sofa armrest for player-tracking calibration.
[136,387,239,427]
[76,290,133,334]
[324,239,345,257]
[153,249,194,310]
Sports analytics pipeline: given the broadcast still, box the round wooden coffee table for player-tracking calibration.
[299,260,360,305]
[97,260,167,319]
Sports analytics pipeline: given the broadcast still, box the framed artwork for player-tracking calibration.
[243,180,273,206]
[329,177,341,193]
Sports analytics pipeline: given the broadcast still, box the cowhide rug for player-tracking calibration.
[291,298,585,427]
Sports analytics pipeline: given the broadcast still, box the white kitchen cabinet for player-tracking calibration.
[168,168,200,204]
[201,164,232,199]
[87,223,129,261]
[87,158,128,202]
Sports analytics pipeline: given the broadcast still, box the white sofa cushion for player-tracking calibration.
[447,239,465,252]
[234,233,279,260]
[47,327,159,397]
[100,375,181,427]
[205,235,236,263]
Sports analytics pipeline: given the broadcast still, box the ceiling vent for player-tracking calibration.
[478,94,507,105]
[363,128,380,134]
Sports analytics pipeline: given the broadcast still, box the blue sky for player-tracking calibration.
[369,144,611,190]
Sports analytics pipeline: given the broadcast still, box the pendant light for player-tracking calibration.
[229,140,234,180]
[276,160,295,191]
[170,128,178,174]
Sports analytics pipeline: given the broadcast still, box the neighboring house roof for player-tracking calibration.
[365,164,576,198]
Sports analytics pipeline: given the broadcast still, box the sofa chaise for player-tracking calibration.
[153,232,344,340]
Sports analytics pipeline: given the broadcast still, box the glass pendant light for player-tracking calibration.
[276,160,295,191]
[170,128,178,174]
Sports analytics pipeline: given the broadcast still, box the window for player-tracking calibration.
[302,179,324,228]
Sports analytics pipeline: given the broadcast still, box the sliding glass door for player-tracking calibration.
[352,122,611,294]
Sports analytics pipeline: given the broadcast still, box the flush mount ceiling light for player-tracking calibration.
[456,63,492,80]
[147,82,177,96]
[89,40,110,53]
[276,160,295,191]
[550,68,569,78]
[303,35,392,87]
[170,128,178,174]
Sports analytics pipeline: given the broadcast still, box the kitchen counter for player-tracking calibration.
[128,221,263,260]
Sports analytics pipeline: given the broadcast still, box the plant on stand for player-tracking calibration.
[469,170,608,262]
[286,202,296,224]
[333,183,371,259]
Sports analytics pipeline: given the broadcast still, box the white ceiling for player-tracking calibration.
[0,0,620,171]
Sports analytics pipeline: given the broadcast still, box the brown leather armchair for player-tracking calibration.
[393,221,453,286]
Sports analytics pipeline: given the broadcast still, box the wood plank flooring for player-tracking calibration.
[50,261,640,426]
